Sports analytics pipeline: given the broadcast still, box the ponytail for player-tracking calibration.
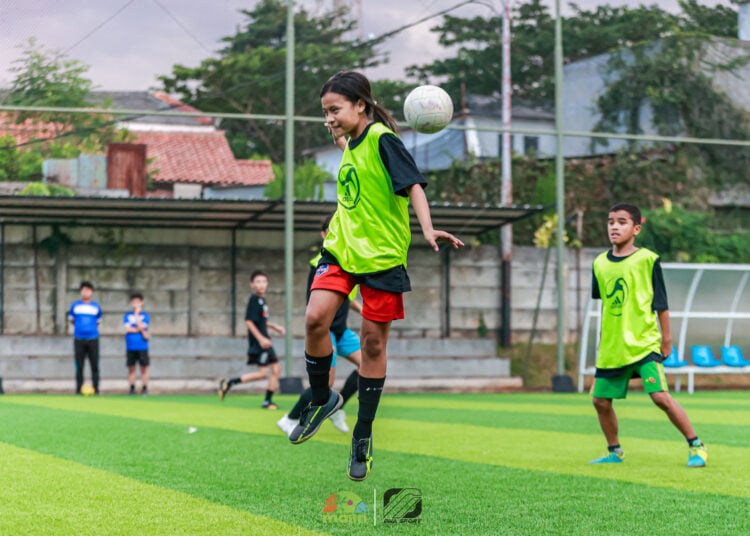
[321,71,399,133]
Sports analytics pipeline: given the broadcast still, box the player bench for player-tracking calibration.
[666,365,750,394]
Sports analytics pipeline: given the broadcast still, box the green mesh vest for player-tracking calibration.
[324,122,411,275]
[594,248,663,369]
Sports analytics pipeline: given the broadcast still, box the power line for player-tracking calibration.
[150,0,215,55]
[2,0,478,150]
[64,0,138,54]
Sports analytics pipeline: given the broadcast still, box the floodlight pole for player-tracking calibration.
[499,0,513,347]
[283,0,297,386]
[552,0,574,391]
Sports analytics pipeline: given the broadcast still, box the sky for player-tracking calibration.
[0,0,737,92]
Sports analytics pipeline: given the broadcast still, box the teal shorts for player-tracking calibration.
[329,328,360,367]
[592,360,668,399]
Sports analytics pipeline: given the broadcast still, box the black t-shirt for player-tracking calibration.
[306,264,350,340]
[345,124,427,198]
[245,294,269,354]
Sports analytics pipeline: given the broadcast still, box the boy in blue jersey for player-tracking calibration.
[590,203,707,468]
[124,292,150,395]
[68,281,103,395]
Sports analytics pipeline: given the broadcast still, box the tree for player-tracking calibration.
[159,0,407,163]
[2,38,127,162]
[594,2,750,190]
[264,158,332,200]
[0,135,43,181]
[406,1,735,105]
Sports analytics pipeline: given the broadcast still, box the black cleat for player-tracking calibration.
[347,436,373,481]
[288,390,343,444]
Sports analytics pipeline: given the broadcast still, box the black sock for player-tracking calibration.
[228,377,241,387]
[607,444,621,453]
[340,370,359,407]
[353,376,385,440]
[686,436,699,446]
[265,390,274,403]
[129,384,135,392]
[306,352,332,405]
[289,388,312,419]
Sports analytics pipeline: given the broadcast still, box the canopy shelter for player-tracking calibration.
[0,196,544,235]
[578,263,750,392]
[0,195,545,339]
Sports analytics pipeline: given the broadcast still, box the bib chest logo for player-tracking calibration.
[338,164,361,209]
[605,277,628,316]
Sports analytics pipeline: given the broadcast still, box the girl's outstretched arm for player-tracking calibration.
[408,185,464,251]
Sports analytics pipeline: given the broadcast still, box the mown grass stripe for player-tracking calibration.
[371,404,749,448]
[2,405,746,535]
[3,396,747,499]
[0,441,324,535]
[379,396,750,426]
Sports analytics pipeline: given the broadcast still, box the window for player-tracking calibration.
[524,136,539,155]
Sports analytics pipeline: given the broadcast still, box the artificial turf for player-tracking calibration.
[1,391,747,535]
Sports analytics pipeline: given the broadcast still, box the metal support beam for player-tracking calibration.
[283,1,295,360]
[230,228,237,337]
[553,0,574,392]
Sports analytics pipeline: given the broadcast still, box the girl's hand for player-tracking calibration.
[326,124,347,151]
[423,230,464,252]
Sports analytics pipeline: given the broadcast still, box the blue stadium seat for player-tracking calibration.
[721,345,750,367]
[690,345,722,367]
[662,347,688,368]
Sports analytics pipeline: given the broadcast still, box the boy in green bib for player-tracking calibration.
[590,203,707,468]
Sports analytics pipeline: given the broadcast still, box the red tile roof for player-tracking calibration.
[0,114,65,145]
[133,130,273,186]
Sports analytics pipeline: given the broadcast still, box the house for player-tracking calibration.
[561,5,750,159]
[93,91,274,198]
[0,91,274,198]
[312,94,556,181]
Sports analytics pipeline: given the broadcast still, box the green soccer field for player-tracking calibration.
[1,391,748,535]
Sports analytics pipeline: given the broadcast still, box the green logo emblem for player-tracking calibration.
[338,164,360,209]
[605,277,628,317]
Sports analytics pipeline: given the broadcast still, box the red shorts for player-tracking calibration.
[311,263,404,323]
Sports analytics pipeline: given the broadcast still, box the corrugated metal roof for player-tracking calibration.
[0,195,545,235]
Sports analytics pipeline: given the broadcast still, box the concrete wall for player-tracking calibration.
[0,224,597,343]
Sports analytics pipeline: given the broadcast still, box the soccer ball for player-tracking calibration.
[403,85,454,134]
[80,383,95,396]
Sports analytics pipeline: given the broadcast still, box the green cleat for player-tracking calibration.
[590,450,624,464]
[347,436,373,481]
[687,441,707,468]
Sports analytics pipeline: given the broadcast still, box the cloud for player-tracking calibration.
[0,0,735,91]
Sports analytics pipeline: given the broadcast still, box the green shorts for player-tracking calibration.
[592,360,668,399]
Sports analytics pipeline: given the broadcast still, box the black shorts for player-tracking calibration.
[126,350,150,367]
[247,347,278,366]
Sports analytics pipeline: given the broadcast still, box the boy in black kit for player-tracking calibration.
[219,270,286,409]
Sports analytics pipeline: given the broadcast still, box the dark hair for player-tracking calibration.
[320,71,399,133]
[609,203,642,225]
[130,292,144,301]
[250,270,268,282]
[79,281,94,291]
[321,213,334,232]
